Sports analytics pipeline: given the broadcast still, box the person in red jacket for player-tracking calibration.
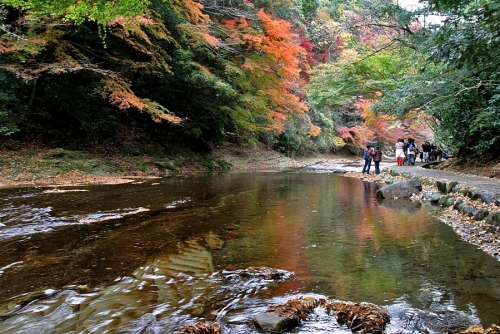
[371,146,383,174]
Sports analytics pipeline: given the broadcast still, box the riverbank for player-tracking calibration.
[0,143,357,188]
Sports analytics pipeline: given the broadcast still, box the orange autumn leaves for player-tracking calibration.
[339,98,431,149]
[221,10,311,133]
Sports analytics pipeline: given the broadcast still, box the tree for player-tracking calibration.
[218,9,309,144]
[374,0,500,156]
[0,0,150,26]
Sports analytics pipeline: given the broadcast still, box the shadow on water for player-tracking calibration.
[0,172,500,333]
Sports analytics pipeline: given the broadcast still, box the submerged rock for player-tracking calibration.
[221,267,292,280]
[173,321,222,334]
[254,296,320,333]
[321,300,390,334]
[253,312,298,333]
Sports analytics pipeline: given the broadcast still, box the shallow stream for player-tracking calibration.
[0,172,499,333]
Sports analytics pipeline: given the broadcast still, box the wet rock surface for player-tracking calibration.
[376,179,422,199]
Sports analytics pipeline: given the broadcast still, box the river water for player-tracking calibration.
[0,171,499,333]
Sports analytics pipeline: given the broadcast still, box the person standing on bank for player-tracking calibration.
[395,139,405,166]
[371,146,382,174]
[422,141,431,162]
[361,145,373,174]
[407,139,417,165]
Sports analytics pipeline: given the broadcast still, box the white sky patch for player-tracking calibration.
[399,0,446,25]
[398,0,423,10]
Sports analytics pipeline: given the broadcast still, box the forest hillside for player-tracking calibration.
[1,0,499,174]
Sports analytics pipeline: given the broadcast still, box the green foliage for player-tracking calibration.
[308,51,409,110]
[308,107,344,151]
[198,156,216,170]
[156,48,239,149]
[34,73,118,142]
[275,115,315,156]
[1,0,150,26]
[0,71,22,135]
[373,0,500,155]
[11,0,495,159]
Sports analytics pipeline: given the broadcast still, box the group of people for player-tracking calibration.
[361,139,448,174]
[395,138,418,166]
[361,145,382,175]
[398,139,445,164]
[421,142,447,162]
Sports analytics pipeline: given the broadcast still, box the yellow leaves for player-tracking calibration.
[333,136,346,148]
[308,123,321,137]
[172,0,209,23]
[340,49,359,62]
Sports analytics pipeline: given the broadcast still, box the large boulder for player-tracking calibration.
[376,179,422,199]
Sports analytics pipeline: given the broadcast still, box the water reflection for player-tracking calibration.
[0,172,499,333]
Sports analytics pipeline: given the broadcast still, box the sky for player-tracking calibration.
[399,0,446,25]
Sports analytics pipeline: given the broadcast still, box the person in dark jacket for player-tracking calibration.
[422,141,431,162]
[361,145,373,174]
[371,146,383,174]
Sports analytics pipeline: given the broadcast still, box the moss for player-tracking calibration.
[199,157,216,170]
[151,159,176,171]
[42,148,93,160]
[217,159,233,170]
[458,188,473,198]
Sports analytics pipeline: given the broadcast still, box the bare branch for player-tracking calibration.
[0,24,25,40]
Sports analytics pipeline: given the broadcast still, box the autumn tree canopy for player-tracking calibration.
[0,0,498,157]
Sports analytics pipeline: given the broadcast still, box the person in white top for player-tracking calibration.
[395,138,405,166]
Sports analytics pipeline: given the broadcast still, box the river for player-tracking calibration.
[0,171,499,333]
